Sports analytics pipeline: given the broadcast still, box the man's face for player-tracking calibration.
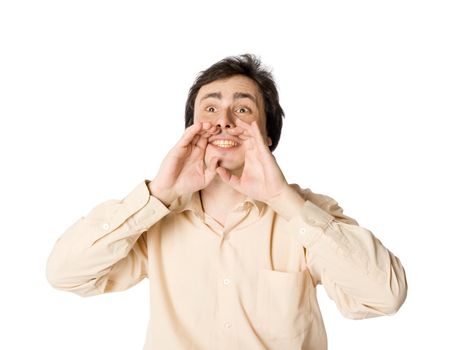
[194,75,271,176]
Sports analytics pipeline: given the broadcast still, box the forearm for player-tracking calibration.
[268,185,407,318]
[307,219,407,318]
[46,180,170,296]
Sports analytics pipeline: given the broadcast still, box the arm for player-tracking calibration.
[46,180,170,297]
[216,119,407,319]
[269,185,408,319]
[46,122,220,297]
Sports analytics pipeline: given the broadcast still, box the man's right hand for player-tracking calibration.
[149,122,220,206]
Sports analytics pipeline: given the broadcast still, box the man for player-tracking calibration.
[46,54,407,350]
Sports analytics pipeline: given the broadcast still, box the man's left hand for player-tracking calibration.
[215,118,289,203]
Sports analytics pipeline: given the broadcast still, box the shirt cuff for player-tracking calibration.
[129,181,171,231]
[288,200,335,247]
[94,180,170,235]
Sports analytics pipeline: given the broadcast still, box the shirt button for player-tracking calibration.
[299,227,306,235]
[224,322,232,329]
[223,278,231,286]
[102,223,110,231]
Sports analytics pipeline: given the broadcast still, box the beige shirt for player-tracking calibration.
[46,180,407,350]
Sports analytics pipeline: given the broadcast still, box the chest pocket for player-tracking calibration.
[255,269,313,339]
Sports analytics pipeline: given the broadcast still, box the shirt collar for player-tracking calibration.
[169,191,265,218]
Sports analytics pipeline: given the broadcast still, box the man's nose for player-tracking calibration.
[215,109,235,129]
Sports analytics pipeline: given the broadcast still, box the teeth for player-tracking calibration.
[212,140,238,148]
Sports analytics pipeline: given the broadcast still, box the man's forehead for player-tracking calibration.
[196,75,261,101]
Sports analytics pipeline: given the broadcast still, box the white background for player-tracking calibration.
[1,0,454,349]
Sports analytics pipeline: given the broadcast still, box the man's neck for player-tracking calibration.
[200,176,247,225]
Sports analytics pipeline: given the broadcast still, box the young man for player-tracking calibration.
[46,54,407,350]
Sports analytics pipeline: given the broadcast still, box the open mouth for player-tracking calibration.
[210,140,239,148]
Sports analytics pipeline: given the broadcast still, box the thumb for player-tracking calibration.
[204,157,220,185]
[216,167,241,190]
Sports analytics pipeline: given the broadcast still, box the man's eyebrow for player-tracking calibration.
[233,92,256,103]
[200,92,222,101]
[199,91,257,103]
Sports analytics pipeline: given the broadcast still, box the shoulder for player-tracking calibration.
[288,184,359,225]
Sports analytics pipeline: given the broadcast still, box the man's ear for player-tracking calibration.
[267,136,272,146]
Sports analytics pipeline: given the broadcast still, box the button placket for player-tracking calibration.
[217,244,237,335]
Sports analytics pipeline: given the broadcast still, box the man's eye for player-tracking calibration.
[206,106,217,112]
[236,107,249,113]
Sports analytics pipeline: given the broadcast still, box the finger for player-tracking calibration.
[251,121,269,148]
[200,121,217,130]
[237,133,252,140]
[216,167,241,190]
[208,157,220,172]
[178,122,218,149]
[178,122,203,147]
[191,133,201,145]
[251,120,265,139]
[239,120,264,142]
[216,166,231,184]
[233,120,256,140]
[201,125,220,137]
[195,133,208,150]
[230,120,255,144]
[234,118,254,133]
[235,131,254,149]
[204,157,220,184]
[236,120,267,150]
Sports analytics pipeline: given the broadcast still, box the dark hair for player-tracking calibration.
[184,54,285,152]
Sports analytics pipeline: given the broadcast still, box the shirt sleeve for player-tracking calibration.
[46,180,170,297]
[270,184,408,319]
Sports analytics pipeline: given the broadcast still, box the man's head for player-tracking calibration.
[185,54,285,152]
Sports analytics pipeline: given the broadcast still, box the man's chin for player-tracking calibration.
[219,158,241,167]
[224,168,243,178]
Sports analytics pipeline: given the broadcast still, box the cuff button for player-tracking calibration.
[102,223,110,231]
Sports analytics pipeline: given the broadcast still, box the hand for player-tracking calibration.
[150,122,220,206]
[216,118,289,203]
